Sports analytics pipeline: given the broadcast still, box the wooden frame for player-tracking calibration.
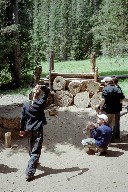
[49,51,99,91]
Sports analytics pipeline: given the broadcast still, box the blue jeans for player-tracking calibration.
[25,129,43,176]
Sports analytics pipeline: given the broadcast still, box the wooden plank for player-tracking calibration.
[51,72,95,78]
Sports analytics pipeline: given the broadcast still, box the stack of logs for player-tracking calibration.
[52,76,103,109]
[31,64,103,109]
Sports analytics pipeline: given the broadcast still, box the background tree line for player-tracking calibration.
[0,0,128,87]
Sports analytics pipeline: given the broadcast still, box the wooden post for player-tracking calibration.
[50,51,54,71]
[5,132,11,148]
[33,65,42,84]
[90,51,96,73]
[49,51,54,91]
[94,67,98,82]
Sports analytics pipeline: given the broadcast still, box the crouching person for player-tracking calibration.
[82,114,112,156]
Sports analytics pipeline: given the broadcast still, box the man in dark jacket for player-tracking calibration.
[20,84,50,181]
[112,76,125,141]
[99,76,125,141]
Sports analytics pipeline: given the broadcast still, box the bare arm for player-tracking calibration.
[99,98,105,111]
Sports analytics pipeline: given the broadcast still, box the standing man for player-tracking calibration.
[99,76,125,142]
[19,84,50,181]
[112,76,125,141]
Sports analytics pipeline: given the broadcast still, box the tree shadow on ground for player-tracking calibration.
[0,164,18,174]
[109,143,128,151]
[109,131,128,151]
[32,165,89,181]
[43,108,96,154]
[105,150,124,157]
[85,149,124,157]
[0,137,28,155]
[0,106,97,155]
[1,105,128,158]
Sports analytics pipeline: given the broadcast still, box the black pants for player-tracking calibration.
[113,112,120,140]
[25,129,43,176]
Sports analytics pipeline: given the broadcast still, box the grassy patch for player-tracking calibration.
[119,79,128,97]
[41,56,128,75]
[1,56,128,96]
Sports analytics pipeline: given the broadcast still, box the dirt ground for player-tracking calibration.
[0,94,128,192]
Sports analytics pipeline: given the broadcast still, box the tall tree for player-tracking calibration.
[12,0,21,87]
[31,0,49,65]
[92,0,128,56]
[71,0,93,60]
[0,0,21,87]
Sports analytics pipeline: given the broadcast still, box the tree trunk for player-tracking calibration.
[12,0,21,87]
[6,0,21,87]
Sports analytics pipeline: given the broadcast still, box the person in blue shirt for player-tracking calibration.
[82,114,112,156]
[19,84,50,181]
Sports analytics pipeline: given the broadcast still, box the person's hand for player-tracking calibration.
[35,84,42,91]
[88,122,96,129]
[19,131,26,137]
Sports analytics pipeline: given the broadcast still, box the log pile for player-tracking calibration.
[53,76,66,91]
[54,90,73,107]
[74,92,90,108]
[86,80,100,95]
[68,81,81,96]
[90,92,102,109]
[51,75,102,108]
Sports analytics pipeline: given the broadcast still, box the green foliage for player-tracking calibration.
[119,79,128,97]
[18,0,33,73]
[92,0,128,56]
[0,0,128,87]
[0,0,33,85]
[30,0,94,62]
[70,0,93,60]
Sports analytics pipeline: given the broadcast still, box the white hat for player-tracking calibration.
[97,114,108,122]
[101,76,112,83]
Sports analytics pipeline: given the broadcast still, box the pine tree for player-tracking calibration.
[71,0,93,60]
[92,0,128,56]
[0,0,21,87]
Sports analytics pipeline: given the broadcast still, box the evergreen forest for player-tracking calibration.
[0,0,128,87]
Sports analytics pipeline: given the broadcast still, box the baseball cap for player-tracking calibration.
[101,76,112,83]
[97,114,108,122]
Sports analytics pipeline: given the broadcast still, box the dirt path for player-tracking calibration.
[0,94,128,192]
